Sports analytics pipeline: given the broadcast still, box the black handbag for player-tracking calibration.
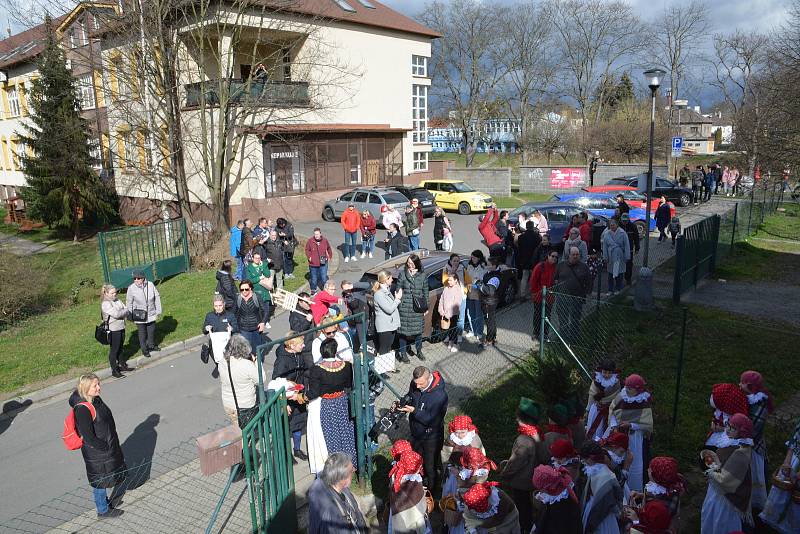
[200,343,211,364]
[131,282,149,322]
[226,358,260,430]
[95,313,111,345]
[412,294,428,313]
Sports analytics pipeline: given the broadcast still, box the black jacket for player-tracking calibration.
[516,230,542,270]
[406,372,448,440]
[235,294,269,332]
[69,391,126,489]
[215,270,237,310]
[202,310,238,334]
[272,345,312,433]
[276,221,296,251]
[481,270,502,307]
[263,238,285,271]
[386,232,409,258]
[621,221,640,254]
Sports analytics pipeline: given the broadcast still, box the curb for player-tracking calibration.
[2,234,337,416]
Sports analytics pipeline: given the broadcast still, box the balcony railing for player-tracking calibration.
[184,79,310,109]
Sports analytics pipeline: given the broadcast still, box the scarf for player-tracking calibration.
[517,422,541,439]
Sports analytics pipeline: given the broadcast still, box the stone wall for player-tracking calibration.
[445,167,511,198]
[518,163,670,193]
[593,163,669,185]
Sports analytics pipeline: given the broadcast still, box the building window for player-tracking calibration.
[7,87,20,117]
[413,151,428,171]
[282,47,291,81]
[412,85,427,143]
[412,55,427,77]
[123,132,136,168]
[77,74,96,110]
[143,131,153,170]
[88,139,102,169]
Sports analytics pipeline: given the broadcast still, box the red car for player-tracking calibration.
[583,185,676,218]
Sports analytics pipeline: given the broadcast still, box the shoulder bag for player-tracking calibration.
[131,282,149,323]
[226,358,259,429]
[95,310,111,345]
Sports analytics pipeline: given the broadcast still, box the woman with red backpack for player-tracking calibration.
[67,373,127,518]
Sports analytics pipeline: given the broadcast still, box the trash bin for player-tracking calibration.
[634,266,654,311]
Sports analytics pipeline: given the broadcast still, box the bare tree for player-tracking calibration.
[544,0,647,163]
[418,0,508,167]
[524,108,573,164]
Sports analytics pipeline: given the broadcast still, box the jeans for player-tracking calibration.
[235,256,246,280]
[457,295,467,331]
[399,334,423,358]
[692,186,700,203]
[343,231,358,258]
[408,233,420,251]
[309,264,328,292]
[283,252,294,275]
[272,269,284,290]
[466,298,484,340]
[411,433,444,494]
[292,430,302,451]
[532,301,552,340]
[108,329,125,371]
[136,322,156,354]
[361,234,375,254]
[607,273,624,293]
[241,329,263,357]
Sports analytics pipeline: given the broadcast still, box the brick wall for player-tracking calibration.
[445,168,511,198]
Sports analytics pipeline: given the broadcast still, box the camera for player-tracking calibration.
[368,393,414,442]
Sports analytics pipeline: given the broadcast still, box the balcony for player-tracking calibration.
[183,79,310,109]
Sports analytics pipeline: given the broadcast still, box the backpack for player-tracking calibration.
[62,402,96,450]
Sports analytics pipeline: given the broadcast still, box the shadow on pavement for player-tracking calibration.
[0,399,34,436]
[121,413,160,491]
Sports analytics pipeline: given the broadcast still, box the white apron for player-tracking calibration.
[306,397,328,474]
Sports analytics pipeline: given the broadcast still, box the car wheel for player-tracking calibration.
[678,193,691,207]
[634,220,647,240]
[322,206,335,222]
[458,202,471,215]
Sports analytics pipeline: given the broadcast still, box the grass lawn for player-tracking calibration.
[494,192,553,209]
[0,236,309,396]
[0,207,70,243]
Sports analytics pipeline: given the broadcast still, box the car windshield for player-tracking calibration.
[607,178,630,186]
[410,188,433,199]
[382,192,410,204]
[451,182,475,193]
[623,191,646,200]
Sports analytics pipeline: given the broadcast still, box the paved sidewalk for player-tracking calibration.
[0,234,50,255]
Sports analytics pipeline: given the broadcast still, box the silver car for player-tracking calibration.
[322,188,411,227]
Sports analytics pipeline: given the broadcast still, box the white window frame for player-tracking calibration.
[123,132,136,169]
[77,74,96,110]
[412,85,427,144]
[413,151,428,171]
[412,55,428,77]
[7,87,20,117]
[88,139,102,169]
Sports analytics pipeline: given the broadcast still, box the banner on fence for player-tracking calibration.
[550,168,586,188]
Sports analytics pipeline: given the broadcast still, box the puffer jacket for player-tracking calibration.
[397,267,429,336]
[69,390,126,489]
[215,270,236,310]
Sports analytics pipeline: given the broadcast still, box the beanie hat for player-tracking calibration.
[625,374,646,391]
[711,383,748,416]
[462,482,500,515]
[549,438,578,459]
[729,413,754,439]
[390,439,413,461]
[518,397,541,423]
[648,456,685,494]
[602,431,630,451]
[449,415,477,434]
[548,404,570,427]
[389,450,423,493]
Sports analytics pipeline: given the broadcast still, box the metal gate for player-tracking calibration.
[98,218,190,287]
[672,214,720,303]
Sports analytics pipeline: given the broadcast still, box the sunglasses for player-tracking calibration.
[240,287,251,292]
[324,330,337,336]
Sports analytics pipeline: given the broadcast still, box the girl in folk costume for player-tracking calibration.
[739,370,774,510]
[392,439,414,463]
[542,403,572,453]
[705,383,749,449]
[460,482,521,534]
[550,438,582,488]
[497,398,545,534]
[441,447,497,534]
[388,450,432,534]
[700,413,755,534]
[580,441,623,534]
[601,431,633,504]
[607,374,653,493]
[564,396,587,451]
[625,499,673,534]
[586,359,622,441]
[632,456,686,533]
[532,464,582,534]
[759,416,800,533]
[441,416,485,533]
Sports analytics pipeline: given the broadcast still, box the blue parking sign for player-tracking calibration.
[672,137,683,150]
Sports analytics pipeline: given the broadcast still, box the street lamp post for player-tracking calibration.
[635,68,665,311]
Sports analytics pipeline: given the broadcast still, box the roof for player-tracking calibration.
[246,123,410,136]
[419,179,464,183]
[0,14,68,70]
[679,108,712,124]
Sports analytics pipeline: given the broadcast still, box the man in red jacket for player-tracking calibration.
[340,203,361,263]
[478,204,504,257]
[304,228,333,293]
[529,249,558,342]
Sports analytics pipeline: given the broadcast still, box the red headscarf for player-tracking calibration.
[711,383,748,417]
[390,439,413,461]
[462,481,499,514]
[729,413,754,439]
[624,373,646,391]
[740,370,774,413]
[549,438,577,459]
[460,446,497,472]
[532,465,578,503]
[635,500,672,533]
[449,415,478,434]
[648,456,686,495]
[602,431,629,451]
[389,450,423,493]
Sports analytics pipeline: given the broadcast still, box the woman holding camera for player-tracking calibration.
[397,254,429,362]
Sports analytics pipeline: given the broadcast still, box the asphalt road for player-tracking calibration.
[0,198,729,525]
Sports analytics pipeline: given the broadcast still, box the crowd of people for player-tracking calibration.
[679,163,746,204]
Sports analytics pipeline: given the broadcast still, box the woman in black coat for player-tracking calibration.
[215,259,237,311]
[397,254,429,361]
[69,373,127,518]
[272,334,313,462]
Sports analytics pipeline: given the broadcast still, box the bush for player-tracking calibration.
[0,252,47,328]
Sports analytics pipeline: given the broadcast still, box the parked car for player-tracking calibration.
[387,185,437,216]
[549,193,656,239]
[507,202,609,250]
[582,185,676,218]
[357,250,518,338]
[418,179,493,215]
[606,175,694,207]
[322,187,411,226]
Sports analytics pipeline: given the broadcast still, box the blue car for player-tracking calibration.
[549,192,655,239]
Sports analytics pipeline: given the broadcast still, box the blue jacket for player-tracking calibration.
[229,226,241,258]
[406,371,448,440]
[202,311,238,334]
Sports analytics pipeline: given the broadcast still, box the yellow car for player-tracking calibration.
[418,179,493,215]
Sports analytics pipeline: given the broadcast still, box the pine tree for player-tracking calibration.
[19,16,115,241]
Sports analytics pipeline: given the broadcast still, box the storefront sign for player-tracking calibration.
[550,168,586,188]
[271,151,298,159]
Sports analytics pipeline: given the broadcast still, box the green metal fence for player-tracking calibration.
[672,214,720,302]
[98,218,190,288]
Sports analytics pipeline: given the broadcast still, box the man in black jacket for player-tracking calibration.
[516,221,541,300]
[275,218,297,279]
[263,230,285,290]
[619,213,640,286]
[400,366,449,494]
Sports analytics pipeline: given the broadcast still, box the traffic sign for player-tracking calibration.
[671,136,683,158]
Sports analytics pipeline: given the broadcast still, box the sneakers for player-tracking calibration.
[344,257,349,263]
[360,252,366,259]
[450,345,458,353]
[97,509,124,519]
[293,449,309,461]
[285,273,295,279]
[464,332,475,339]
[111,370,125,379]
[368,252,374,258]
[351,256,358,262]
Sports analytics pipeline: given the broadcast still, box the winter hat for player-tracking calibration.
[390,439,413,461]
[547,404,570,427]
[635,500,672,533]
[449,415,478,434]
[389,450,423,492]
[602,431,629,451]
[462,481,500,514]
[532,464,574,496]
[549,438,578,460]
[132,269,146,279]
[460,446,497,472]
[728,413,754,439]
[711,383,749,416]
[625,374,646,391]
[648,456,685,495]
[518,397,541,423]
[740,370,775,412]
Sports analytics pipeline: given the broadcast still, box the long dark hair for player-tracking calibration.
[470,249,486,266]
[406,253,423,272]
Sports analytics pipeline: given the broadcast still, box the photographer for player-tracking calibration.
[340,281,368,355]
[399,366,448,494]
